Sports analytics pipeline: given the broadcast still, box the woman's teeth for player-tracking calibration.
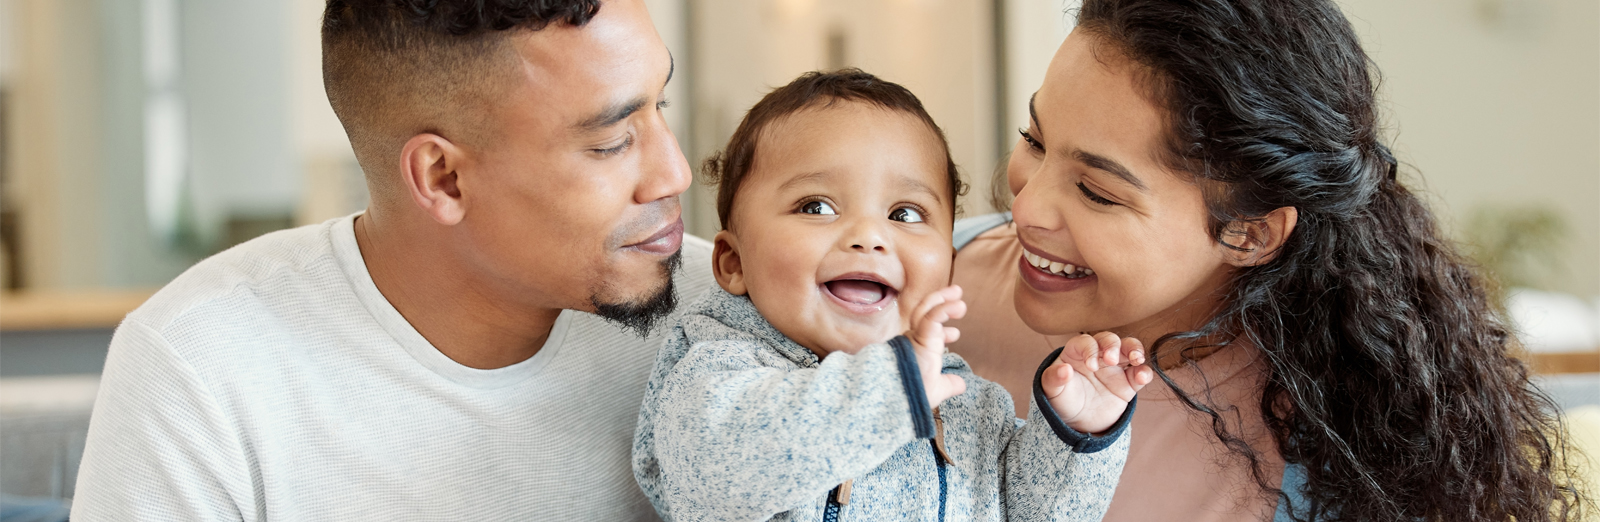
[1024,250,1094,279]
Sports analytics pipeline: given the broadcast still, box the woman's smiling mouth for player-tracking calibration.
[1023,250,1094,278]
[821,273,899,314]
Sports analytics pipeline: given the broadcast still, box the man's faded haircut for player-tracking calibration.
[321,0,601,202]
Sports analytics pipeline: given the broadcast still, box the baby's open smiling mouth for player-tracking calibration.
[820,275,898,314]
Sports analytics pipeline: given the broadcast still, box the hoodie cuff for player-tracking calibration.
[1032,346,1137,453]
[888,335,936,439]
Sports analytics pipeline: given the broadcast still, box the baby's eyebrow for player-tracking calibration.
[778,171,832,192]
[895,175,943,204]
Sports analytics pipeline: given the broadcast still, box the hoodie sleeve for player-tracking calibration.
[642,334,931,522]
[998,346,1135,522]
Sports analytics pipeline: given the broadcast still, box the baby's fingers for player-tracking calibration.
[1093,331,1122,368]
[926,373,968,407]
[1040,360,1075,400]
[910,285,963,324]
[1062,334,1100,372]
[1122,337,1147,368]
[943,326,961,344]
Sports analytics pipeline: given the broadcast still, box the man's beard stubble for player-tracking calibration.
[591,249,682,338]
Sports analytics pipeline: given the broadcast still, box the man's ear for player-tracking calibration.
[1221,206,1298,267]
[399,133,468,225]
[712,230,748,295]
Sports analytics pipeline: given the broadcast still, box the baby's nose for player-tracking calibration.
[851,243,887,253]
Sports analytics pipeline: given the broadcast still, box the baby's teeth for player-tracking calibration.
[1049,261,1064,274]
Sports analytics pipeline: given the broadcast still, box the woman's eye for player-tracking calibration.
[800,200,837,215]
[1019,128,1044,152]
[1077,182,1118,206]
[889,207,925,223]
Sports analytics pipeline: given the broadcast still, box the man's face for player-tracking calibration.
[460,0,689,332]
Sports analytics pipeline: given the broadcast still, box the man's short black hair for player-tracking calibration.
[321,0,602,202]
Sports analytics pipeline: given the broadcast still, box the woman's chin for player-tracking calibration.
[1010,278,1094,336]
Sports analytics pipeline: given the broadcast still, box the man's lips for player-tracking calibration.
[623,218,684,255]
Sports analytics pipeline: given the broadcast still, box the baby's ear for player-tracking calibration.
[712,230,748,295]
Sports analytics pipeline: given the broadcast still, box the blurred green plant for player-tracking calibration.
[1464,204,1568,293]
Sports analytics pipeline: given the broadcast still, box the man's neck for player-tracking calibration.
[354,211,563,369]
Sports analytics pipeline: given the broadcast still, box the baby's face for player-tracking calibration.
[714,101,955,356]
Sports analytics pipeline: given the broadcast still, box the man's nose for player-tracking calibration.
[635,119,692,204]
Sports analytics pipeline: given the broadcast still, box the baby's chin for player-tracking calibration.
[802,321,905,357]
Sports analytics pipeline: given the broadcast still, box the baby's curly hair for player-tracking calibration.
[703,69,967,230]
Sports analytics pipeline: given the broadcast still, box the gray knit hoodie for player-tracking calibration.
[632,288,1134,521]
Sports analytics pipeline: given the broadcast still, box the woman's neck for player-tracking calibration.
[1117,268,1235,370]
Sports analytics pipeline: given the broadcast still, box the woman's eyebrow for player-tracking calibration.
[1030,91,1149,192]
[1028,92,1041,136]
[1073,150,1148,191]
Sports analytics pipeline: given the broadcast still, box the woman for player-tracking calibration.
[946,0,1587,520]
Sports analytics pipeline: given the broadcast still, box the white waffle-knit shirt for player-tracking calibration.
[71,213,715,521]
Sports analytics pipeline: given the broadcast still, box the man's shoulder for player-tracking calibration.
[127,218,349,335]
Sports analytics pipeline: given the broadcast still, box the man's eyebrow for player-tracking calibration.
[575,97,647,132]
[1073,150,1148,191]
[573,51,674,133]
[665,51,674,89]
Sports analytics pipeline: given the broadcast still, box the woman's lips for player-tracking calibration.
[1017,254,1096,293]
[624,218,684,255]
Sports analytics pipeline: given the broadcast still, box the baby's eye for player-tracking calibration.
[801,200,837,215]
[888,207,925,223]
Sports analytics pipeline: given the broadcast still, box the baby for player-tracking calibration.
[632,69,1152,521]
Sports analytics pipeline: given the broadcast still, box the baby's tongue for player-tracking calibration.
[826,280,886,304]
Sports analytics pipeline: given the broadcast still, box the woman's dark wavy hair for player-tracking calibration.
[1075,0,1588,520]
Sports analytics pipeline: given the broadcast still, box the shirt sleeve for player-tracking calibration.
[646,337,927,521]
[71,319,255,522]
[998,346,1134,522]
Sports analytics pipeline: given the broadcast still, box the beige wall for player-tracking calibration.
[1339,0,1600,296]
[688,0,1001,238]
[6,0,105,290]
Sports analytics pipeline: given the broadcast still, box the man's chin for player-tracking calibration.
[590,250,682,337]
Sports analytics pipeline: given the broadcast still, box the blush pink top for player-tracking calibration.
[949,221,1285,521]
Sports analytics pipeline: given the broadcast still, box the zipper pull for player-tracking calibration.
[932,407,953,464]
[831,479,852,504]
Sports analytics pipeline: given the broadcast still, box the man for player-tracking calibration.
[71,1,711,519]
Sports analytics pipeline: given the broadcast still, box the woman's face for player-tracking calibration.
[1007,30,1237,342]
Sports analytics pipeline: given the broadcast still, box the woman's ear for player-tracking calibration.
[400,133,468,225]
[712,230,748,295]
[1222,206,1298,267]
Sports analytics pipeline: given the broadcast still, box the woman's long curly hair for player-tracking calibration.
[1074,0,1589,520]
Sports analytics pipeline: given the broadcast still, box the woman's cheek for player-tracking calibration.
[1006,142,1038,196]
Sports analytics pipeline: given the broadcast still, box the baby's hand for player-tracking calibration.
[1041,332,1154,434]
[904,285,968,409]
